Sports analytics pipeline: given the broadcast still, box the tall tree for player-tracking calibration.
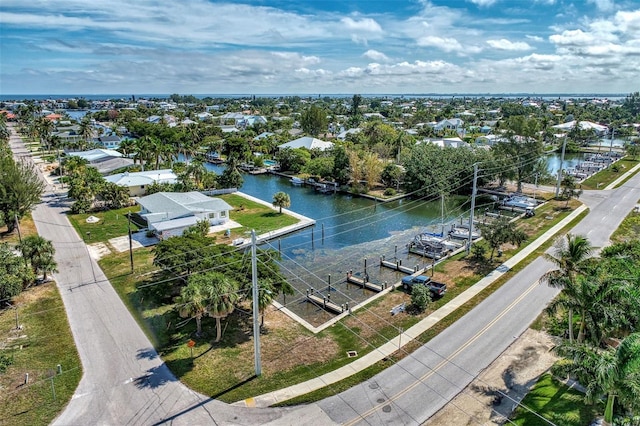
[540,234,593,343]
[300,105,328,136]
[206,272,240,342]
[176,276,211,336]
[0,154,45,233]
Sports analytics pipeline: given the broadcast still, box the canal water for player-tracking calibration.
[204,163,494,326]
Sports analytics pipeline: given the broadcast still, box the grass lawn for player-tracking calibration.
[510,373,601,425]
[67,205,141,243]
[219,193,299,234]
[580,158,639,190]
[0,283,82,425]
[610,199,640,244]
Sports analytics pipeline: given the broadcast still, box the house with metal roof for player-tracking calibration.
[66,148,135,175]
[137,192,233,239]
[277,136,334,151]
[105,169,178,196]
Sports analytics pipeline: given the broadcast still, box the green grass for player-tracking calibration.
[0,283,82,425]
[67,205,141,243]
[610,200,640,244]
[580,158,639,190]
[218,193,300,235]
[510,373,601,425]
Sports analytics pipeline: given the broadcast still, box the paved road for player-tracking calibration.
[8,127,330,425]
[315,173,640,425]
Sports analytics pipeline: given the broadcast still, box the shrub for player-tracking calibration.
[383,188,397,196]
[410,284,431,312]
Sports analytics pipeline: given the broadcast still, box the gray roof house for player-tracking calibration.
[66,148,134,175]
[105,169,178,196]
[137,192,233,239]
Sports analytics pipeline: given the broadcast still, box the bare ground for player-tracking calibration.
[425,329,559,425]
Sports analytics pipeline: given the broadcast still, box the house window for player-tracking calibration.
[209,213,215,219]
[220,211,226,218]
[140,185,145,189]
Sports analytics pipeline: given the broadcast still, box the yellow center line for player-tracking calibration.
[344,279,541,426]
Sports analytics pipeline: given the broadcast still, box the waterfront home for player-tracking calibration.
[137,191,232,239]
[66,148,134,175]
[104,169,177,196]
[278,136,334,151]
[552,120,609,136]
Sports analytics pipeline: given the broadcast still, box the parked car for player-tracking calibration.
[401,275,447,297]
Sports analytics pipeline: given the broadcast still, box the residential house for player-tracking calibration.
[104,169,177,196]
[66,148,134,175]
[278,136,334,151]
[137,192,233,239]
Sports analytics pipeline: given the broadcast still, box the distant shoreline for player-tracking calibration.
[0,93,629,102]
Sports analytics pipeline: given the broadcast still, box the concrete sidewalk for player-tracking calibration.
[235,204,588,408]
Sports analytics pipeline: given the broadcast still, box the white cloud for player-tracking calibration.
[363,49,389,61]
[468,0,497,6]
[416,36,463,52]
[486,39,533,51]
[340,17,383,33]
[526,35,544,42]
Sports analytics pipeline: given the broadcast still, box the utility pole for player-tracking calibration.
[127,212,134,273]
[555,136,568,198]
[467,163,478,254]
[251,230,262,376]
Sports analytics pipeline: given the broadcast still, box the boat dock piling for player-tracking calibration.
[346,271,386,292]
[379,255,418,274]
[306,288,345,314]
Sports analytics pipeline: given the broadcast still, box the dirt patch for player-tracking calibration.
[425,329,559,425]
[261,309,340,373]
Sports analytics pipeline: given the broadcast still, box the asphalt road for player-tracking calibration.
[316,172,640,425]
[9,123,640,425]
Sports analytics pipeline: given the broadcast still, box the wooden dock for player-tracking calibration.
[379,257,417,274]
[306,289,344,314]
[346,273,385,292]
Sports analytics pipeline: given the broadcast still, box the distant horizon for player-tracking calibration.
[0,92,631,102]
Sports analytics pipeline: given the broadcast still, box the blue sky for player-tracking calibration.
[1,0,639,95]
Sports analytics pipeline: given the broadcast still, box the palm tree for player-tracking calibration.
[206,272,239,342]
[272,191,291,214]
[175,276,210,336]
[556,333,640,424]
[78,118,94,148]
[541,234,593,343]
[18,235,57,280]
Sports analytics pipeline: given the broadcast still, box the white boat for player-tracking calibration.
[450,227,480,240]
[291,177,303,186]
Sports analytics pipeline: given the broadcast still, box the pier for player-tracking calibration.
[306,289,345,314]
[346,272,386,292]
[380,256,418,274]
